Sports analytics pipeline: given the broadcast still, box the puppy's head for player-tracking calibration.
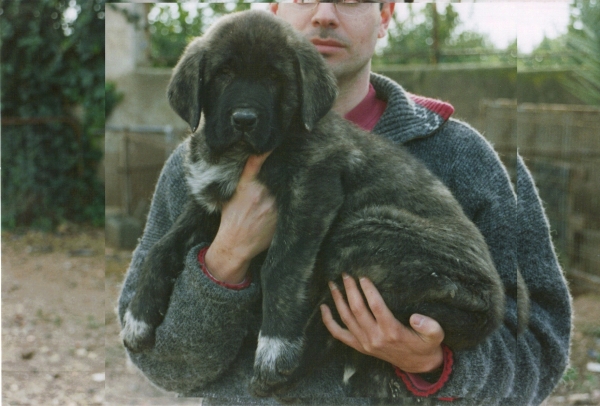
[167,10,338,156]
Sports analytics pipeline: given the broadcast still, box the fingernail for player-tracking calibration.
[328,281,338,290]
[412,315,425,328]
[342,273,350,279]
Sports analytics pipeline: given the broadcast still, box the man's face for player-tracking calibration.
[272,2,394,82]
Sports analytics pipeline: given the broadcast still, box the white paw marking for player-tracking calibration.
[343,364,356,385]
[254,332,303,370]
[121,309,151,343]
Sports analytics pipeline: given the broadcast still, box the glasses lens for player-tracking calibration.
[288,0,318,12]
[335,1,373,16]
[290,1,375,16]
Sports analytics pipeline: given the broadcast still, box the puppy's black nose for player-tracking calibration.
[231,108,258,132]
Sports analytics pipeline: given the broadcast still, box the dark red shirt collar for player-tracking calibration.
[344,83,387,132]
[344,82,455,134]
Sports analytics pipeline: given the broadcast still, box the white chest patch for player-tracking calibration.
[185,158,243,214]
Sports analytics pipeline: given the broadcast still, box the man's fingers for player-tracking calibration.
[358,277,396,324]
[240,151,272,181]
[320,304,361,349]
[410,314,445,344]
[328,281,366,337]
[342,274,376,330]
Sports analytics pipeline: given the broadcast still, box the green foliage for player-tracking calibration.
[562,0,600,105]
[518,0,600,105]
[518,35,573,70]
[105,81,124,119]
[1,0,107,230]
[145,3,251,68]
[374,4,510,66]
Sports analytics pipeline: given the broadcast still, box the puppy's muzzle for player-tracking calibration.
[231,108,258,133]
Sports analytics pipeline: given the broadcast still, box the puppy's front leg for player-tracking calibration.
[250,171,343,396]
[122,201,214,352]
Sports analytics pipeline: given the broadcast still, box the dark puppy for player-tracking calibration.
[121,10,527,399]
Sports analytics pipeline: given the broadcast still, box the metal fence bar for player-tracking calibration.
[106,124,182,215]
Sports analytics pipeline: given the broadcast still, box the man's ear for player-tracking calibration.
[294,42,338,131]
[378,3,395,39]
[167,38,206,132]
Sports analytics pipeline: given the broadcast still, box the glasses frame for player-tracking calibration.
[288,1,380,17]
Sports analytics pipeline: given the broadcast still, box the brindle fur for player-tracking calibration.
[122,10,528,400]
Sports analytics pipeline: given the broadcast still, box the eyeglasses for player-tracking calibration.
[287,1,379,17]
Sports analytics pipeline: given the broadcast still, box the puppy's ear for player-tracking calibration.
[295,43,338,131]
[167,38,205,132]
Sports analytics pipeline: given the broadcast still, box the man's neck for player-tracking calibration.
[332,63,372,116]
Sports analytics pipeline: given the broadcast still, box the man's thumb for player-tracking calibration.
[241,151,272,181]
[410,314,444,342]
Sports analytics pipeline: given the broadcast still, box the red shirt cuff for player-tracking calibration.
[394,344,455,399]
[198,246,251,290]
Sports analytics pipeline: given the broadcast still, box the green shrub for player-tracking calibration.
[1,0,108,230]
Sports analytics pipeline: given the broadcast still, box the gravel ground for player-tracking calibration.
[2,229,106,405]
[2,229,600,405]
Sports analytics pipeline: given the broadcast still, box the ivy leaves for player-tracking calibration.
[1,0,106,229]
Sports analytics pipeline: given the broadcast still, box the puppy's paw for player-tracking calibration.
[249,333,303,397]
[121,309,156,353]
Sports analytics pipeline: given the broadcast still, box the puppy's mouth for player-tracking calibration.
[209,133,262,157]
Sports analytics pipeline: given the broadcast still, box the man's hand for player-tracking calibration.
[205,152,277,284]
[320,274,444,374]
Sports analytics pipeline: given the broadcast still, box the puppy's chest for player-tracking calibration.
[185,157,243,214]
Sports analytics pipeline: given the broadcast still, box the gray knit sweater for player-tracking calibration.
[118,73,572,405]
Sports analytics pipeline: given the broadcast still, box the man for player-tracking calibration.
[118,3,571,404]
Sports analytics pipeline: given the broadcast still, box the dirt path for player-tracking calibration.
[2,229,600,405]
[2,229,107,405]
[1,229,171,405]
[105,245,191,405]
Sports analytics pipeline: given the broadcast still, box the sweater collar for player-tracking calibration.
[370,73,454,144]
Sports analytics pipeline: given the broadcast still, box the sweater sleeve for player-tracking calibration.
[404,121,571,404]
[514,155,572,405]
[117,141,262,394]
